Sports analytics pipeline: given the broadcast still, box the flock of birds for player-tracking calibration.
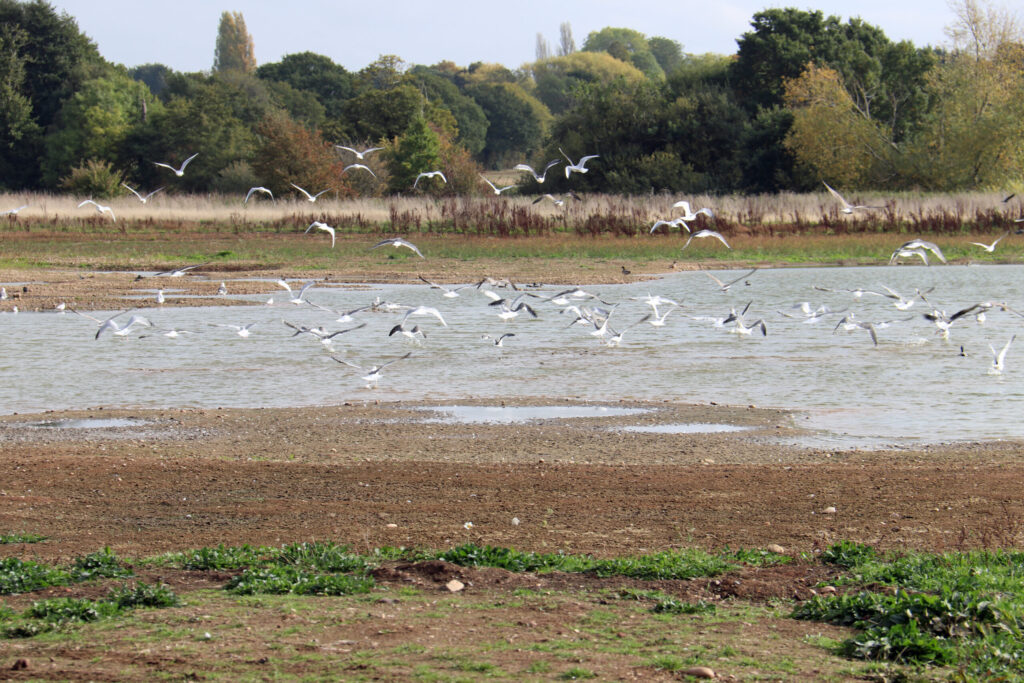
[4,146,1024,395]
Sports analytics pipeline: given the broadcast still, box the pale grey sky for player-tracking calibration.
[49,1,956,73]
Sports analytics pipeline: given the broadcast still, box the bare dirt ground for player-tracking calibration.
[2,258,1023,680]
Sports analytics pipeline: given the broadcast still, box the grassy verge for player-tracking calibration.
[4,540,1021,678]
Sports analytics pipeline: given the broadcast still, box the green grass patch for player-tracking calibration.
[0,532,47,544]
[71,547,133,582]
[225,566,375,596]
[793,542,1024,678]
[0,557,70,595]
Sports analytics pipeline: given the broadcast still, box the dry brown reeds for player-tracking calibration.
[1,190,1019,237]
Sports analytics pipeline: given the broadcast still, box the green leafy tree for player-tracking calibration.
[647,37,684,75]
[256,52,353,112]
[342,83,427,141]
[530,51,646,114]
[0,23,40,188]
[42,71,160,186]
[406,67,489,155]
[213,11,255,73]
[387,114,441,193]
[582,27,664,79]
[128,63,174,99]
[466,82,549,166]
[0,0,104,187]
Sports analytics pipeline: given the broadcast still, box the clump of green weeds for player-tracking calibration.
[225,566,375,596]
[0,557,70,595]
[0,532,47,544]
[794,542,1024,678]
[71,547,133,581]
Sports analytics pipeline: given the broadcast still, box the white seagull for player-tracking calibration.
[305,221,336,248]
[276,279,316,305]
[970,232,1009,253]
[153,153,198,177]
[532,192,580,207]
[682,230,730,250]
[332,351,413,388]
[212,322,258,338]
[704,268,756,293]
[413,171,447,189]
[650,217,691,234]
[560,148,599,178]
[335,145,383,160]
[77,199,115,221]
[514,160,561,183]
[290,182,330,202]
[990,334,1015,374]
[418,275,469,298]
[1,205,28,216]
[890,239,946,265]
[371,237,424,258]
[244,186,275,204]
[480,174,516,195]
[822,181,883,214]
[402,305,447,327]
[343,163,377,178]
[671,200,715,222]
[121,183,164,203]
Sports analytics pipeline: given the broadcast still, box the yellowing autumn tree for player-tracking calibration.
[782,64,887,188]
[214,11,256,74]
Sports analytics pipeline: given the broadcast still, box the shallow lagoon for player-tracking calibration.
[2,264,1022,448]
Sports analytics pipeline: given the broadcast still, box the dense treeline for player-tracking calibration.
[0,0,1021,198]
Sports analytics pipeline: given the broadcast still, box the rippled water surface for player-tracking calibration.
[3,264,1023,447]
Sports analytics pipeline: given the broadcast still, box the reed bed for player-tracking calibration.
[1,190,1019,238]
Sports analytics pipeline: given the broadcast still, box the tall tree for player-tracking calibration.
[213,11,255,74]
[535,33,551,61]
[558,22,576,56]
[0,23,39,188]
[387,114,441,193]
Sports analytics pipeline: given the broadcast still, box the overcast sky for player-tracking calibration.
[49,1,957,73]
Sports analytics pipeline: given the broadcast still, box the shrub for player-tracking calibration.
[59,159,125,199]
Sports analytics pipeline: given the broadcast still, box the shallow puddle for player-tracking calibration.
[27,418,148,429]
[619,423,753,434]
[415,405,651,424]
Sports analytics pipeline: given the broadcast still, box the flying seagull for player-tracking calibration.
[371,237,424,258]
[305,221,336,248]
[533,192,580,207]
[671,200,715,222]
[682,229,731,250]
[331,351,413,388]
[290,182,330,202]
[990,334,1016,374]
[153,153,198,177]
[704,267,757,293]
[514,160,561,183]
[822,181,883,214]
[121,183,164,203]
[560,148,599,178]
[970,232,1010,253]
[480,174,516,195]
[343,163,377,178]
[335,145,383,160]
[650,217,691,234]
[1,205,28,216]
[77,199,115,221]
[244,186,275,204]
[890,239,946,265]
[413,171,447,189]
